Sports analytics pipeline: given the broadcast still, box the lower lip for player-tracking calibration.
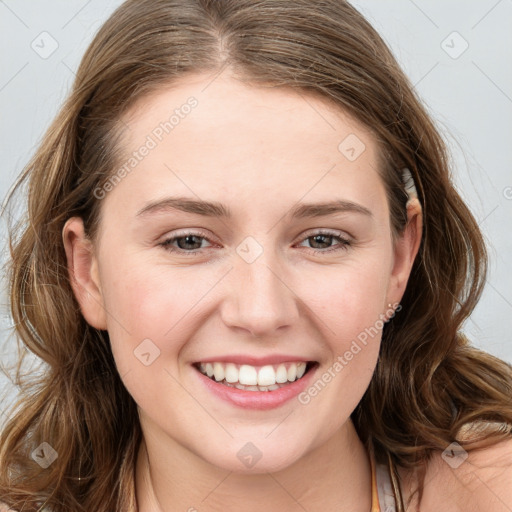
[194,363,318,410]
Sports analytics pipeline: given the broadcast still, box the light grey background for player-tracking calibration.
[1,1,511,423]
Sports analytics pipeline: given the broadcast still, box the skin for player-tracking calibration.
[398,436,512,511]
[63,71,423,511]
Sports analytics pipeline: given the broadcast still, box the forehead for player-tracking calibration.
[102,72,385,225]
[121,72,377,161]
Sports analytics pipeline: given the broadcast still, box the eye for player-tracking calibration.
[296,230,352,253]
[158,229,352,256]
[159,230,214,256]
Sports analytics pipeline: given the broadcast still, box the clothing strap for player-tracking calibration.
[369,448,397,512]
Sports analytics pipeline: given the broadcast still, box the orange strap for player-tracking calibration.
[369,448,381,512]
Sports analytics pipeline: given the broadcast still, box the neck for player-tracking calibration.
[135,419,372,512]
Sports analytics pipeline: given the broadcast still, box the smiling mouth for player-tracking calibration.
[193,361,318,391]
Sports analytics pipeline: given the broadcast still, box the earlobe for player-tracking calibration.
[387,198,423,305]
[62,217,108,330]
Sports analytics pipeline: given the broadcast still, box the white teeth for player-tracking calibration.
[197,360,312,387]
[275,364,288,383]
[257,365,276,386]
[213,362,225,382]
[296,362,307,379]
[287,364,297,381]
[224,363,238,383]
[238,365,258,385]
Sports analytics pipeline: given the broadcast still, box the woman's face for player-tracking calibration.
[64,72,420,473]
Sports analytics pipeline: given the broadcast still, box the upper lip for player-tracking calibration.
[193,354,316,366]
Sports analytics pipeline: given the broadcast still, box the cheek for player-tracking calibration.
[300,254,392,342]
[98,259,212,412]
[99,255,222,367]
[293,255,392,424]
[301,254,391,381]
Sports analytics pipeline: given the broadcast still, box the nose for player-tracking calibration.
[220,246,300,338]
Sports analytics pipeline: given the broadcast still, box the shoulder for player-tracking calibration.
[0,504,14,512]
[399,422,512,511]
[426,435,512,511]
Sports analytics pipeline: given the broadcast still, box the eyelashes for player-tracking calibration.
[158,229,352,257]
[296,230,352,253]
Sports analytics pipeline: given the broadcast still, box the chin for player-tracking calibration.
[197,439,306,475]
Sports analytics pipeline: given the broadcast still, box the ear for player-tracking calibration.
[386,198,423,306]
[62,217,108,330]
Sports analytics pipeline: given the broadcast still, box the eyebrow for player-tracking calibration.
[135,197,373,219]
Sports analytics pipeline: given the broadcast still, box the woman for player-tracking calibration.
[1,1,511,510]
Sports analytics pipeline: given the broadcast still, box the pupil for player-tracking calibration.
[311,234,331,249]
[178,235,202,250]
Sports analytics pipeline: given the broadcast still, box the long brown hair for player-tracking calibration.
[1,1,511,510]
